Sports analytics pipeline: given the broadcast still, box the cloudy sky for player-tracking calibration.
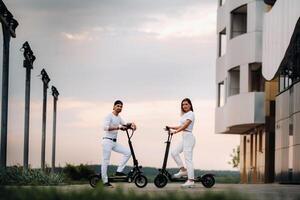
[0,0,239,170]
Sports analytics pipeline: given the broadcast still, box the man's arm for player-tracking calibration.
[120,117,137,130]
[103,115,120,131]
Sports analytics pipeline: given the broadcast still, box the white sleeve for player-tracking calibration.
[186,112,195,122]
[103,115,111,131]
[119,116,126,126]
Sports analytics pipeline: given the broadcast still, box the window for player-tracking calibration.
[218,82,225,107]
[279,68,293,92]
[228,67,240,96]
[219,0,226,6]
[249,63,265,92]
[230,5,247,39]
[288,117,294,177]
[264,0,277,6]
[218,28,227,57]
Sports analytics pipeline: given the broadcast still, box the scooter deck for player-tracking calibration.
[108,176,128,182]
[170,176,202,182]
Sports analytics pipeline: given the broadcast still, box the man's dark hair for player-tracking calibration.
[114,100,123,106]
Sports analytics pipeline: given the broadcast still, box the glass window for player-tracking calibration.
[219,28,227,57]
[249,63,265,92]
[228,66,240,96]
[218,81,225,107]
[230,5,247,39]
[219,0,226,6]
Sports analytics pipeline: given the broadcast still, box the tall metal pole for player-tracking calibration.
[51,86,59,173]
[23,66,31,169]
[41,83,47,170]
[40,69,50,171]
[0,24,10,168]
[0,0,19,169]
[22,42,35,170]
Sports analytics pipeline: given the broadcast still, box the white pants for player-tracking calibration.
[101,139,131,183]
[171,132,195,180]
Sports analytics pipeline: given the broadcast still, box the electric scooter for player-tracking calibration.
[89,123,148,188]
[153,126,215,188]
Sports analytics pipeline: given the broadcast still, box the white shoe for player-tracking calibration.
[173,170,188,178]
[181,180,195,188]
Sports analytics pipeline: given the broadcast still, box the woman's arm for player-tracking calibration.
[173,120,192,134]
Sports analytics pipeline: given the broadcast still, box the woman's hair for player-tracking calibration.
[181,98,193,115]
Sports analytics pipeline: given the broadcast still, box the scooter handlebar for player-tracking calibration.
[164,126,173,135]
[121,123,133,130]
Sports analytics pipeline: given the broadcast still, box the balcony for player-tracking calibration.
[226,31,262,71]
[215,92,265,134]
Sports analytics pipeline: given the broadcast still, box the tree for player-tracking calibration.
[228,145,240,168]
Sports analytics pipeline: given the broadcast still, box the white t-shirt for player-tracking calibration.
[179,111,195,132]
[103,113,126,139]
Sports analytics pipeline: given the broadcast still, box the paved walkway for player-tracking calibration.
[54,183,300,200]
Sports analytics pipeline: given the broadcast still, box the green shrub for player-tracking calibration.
[63,164,94,181]
[0,166,64,186]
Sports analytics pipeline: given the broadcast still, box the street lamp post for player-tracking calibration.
[0,0,19,168]
[21,41,36,170]
[51,86,59,173]
[40,69,50,171]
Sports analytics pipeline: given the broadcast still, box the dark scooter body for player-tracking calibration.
[154,126,215,188]
[89,123,148,188]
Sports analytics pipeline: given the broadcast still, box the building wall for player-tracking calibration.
[215,0,266,134]
[261,0,300,184]
[262,0,300,80]
[216,0,270,184]
[240,128,266,183]
[275,81,300,183]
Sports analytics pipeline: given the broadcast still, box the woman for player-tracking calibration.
[167,98,196,188]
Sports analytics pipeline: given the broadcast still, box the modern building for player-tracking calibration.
[215,0,272,183]
[262,0,300,183]
[215,0,300,183]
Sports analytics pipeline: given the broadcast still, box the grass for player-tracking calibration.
[0,185,252,200]
[0,166,64,186]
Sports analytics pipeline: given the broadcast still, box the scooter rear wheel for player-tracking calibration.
[89,174,101,188]
[154,174,168,188]
[134,174,148,188]
[201,175,215,188]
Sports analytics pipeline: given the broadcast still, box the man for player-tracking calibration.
[101,100,136,187]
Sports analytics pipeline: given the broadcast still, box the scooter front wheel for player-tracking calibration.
[154,174,168,188]
[201,175,215,188]
[89,174,101,188]
[134,174,148,188]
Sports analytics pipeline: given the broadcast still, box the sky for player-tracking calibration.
[0,0,240,170]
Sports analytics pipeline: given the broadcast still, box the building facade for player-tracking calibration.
[262,0,300,183]
[215,0,300,183]
[215,0,274,183]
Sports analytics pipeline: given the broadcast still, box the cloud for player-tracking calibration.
[57,2,216,41]
[139,4,216,39]
[62,32,93,41]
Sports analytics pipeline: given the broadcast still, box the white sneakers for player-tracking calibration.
[181,180,195,188]
[173,170,195,188]
[173,170,188,178]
